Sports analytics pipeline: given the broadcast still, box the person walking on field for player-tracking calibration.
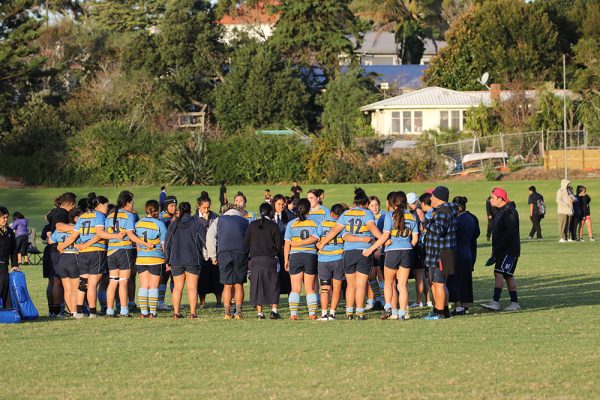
[527,186,545,240]
[556,179,574,243]
[481,188,521,312]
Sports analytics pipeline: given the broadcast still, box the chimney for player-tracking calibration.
[490,83,501,102]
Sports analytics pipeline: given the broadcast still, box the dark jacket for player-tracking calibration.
[164,214,206,266]
[492,202,520,258]
[244,218,282,259]
[486,197,499,219]
[0,227,17,267]
[423,203,458,268]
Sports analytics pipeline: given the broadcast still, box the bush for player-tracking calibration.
[484,163,503,181]
[162,137,213,185]
[67,120,172,186]
[207,134,308,184]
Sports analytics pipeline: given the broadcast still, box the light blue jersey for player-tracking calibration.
[313,217,344,262]
[135,217,167,265]
[337,207,375,251]
[383,211,418,250]
[105,209,136,255]
[308,205,329,225]
[285,218,318,254]
[74,211,107,253]
[50,226,78,254]
[242,211,256,223]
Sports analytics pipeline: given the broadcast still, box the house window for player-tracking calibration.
[414,111,423,132]
[451,110,461,130]
[391,111,401,134]
[403,111,412,133]
[440,111,449,130]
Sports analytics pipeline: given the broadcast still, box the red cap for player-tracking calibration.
[492,187,510,202]
[426,188,434,194]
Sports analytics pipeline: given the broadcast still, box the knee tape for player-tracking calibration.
[320,279,332,287]
[109,276,120,282]
[118,277,129,282]
[78,278,89,293]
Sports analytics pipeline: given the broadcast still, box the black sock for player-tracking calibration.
[493,287,502,302]
[443,307,451,318]
[509,291,518,303]
[434,308,445,316]
[76,305,84,314]
[52,305,61,315]
[89,307,97,315]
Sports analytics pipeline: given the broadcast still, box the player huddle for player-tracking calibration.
[40,184,520,320]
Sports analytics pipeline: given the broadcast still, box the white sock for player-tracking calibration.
[329,309,336,316]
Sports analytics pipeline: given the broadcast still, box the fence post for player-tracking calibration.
[458,139,464,170]
[477,137,484,172]
[585,129,588,149]
[500,133,506,167]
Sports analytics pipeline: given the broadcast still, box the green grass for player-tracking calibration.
[1,179,600,399]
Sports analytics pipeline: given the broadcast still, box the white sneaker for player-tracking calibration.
[559,239,567,243]
[409,302,423,308]
[426,301,433,307]
[590,237,596,242]
[319,315,329,321]
[365,303,374,311]
[157,303,173,311]
[388,314,399,320]
[72,313,85,319]
[503,302,521,311]
[567,239,575,242]
[481,300,501,311]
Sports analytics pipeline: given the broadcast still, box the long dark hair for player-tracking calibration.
[296,198,310,221]
[55,192,77,208]
[258,202,273,229]
[453,196,468,213]
[114,190,134,229]
[145,200,160,217]
[89,194,109,211]
[68,208,83,224]
[391,191,408,235]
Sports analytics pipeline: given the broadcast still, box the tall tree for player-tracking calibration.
[0,0,48,133]
[156,0,225,109]
[270,0,367,82]
[424,0,560,90]
[83,0,167,32]
[214,40,309,133]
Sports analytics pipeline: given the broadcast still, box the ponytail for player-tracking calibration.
[114,190,134,231]
[391,191,408,236]
[259,203,273,230]
[296,199,310,221]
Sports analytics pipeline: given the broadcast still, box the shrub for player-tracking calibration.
[484,163,503,181]
[162,137,213,185]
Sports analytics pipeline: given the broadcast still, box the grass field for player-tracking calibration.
[1,179,600,399]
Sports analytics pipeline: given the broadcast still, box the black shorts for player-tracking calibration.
[55,253,79,279]
[343,249,373,275]
[78,251,108,275]
[137,264,162,276]
[107,249,135,271]
[289,253,317,276]
[384,249,414,270]
[494,255,518,277]
[15,235,28,256]
[218,251,248,284]
[428,266,446,284]
[318,259,345,281]
[170,264,200,277]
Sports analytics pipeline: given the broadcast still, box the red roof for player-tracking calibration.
[218,1,280,25]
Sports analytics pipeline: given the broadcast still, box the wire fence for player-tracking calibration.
[436,130,590,175]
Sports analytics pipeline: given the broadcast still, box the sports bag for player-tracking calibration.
[9,271,39,320]
[0,309,21,324]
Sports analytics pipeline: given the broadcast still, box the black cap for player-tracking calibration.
[164,196,178,206]
[432,186,449,202]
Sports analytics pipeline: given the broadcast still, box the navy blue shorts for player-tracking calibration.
[107,249,135,271]
[384,249,413,270]
[494,255,518,277]
[343,249,373,275]
[137,264,162,276]
[171,264,200,277]
[78,251,107,275]
[289,253,317,276]
[318,259,345,281]
[218,251,248,284]
[55,253,79,279]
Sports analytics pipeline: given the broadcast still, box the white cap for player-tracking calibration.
[407,192,418,205]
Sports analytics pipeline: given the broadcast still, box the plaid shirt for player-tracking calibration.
[423,203,458,268]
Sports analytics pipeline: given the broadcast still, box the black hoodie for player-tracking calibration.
[492,201,520,258]
[164,214,206,266]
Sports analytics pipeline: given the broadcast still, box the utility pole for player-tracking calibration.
[563,54,568,180]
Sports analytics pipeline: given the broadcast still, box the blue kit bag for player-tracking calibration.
[9,271,39,320]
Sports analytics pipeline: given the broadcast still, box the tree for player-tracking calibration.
[573,37,600,141]
[156,0,225,109]
[214,40,309,133]
[83,0,167,32]
[424,0,561,90]
[0,0,48,133]
[317,64,380,147]
[270,0,367,82]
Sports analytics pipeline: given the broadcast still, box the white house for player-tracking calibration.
[218,1,279,43]
[360,86,573,136]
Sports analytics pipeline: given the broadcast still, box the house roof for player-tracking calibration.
[360,86,575,111]
[354,32,446,56]
[218,1,280,25]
